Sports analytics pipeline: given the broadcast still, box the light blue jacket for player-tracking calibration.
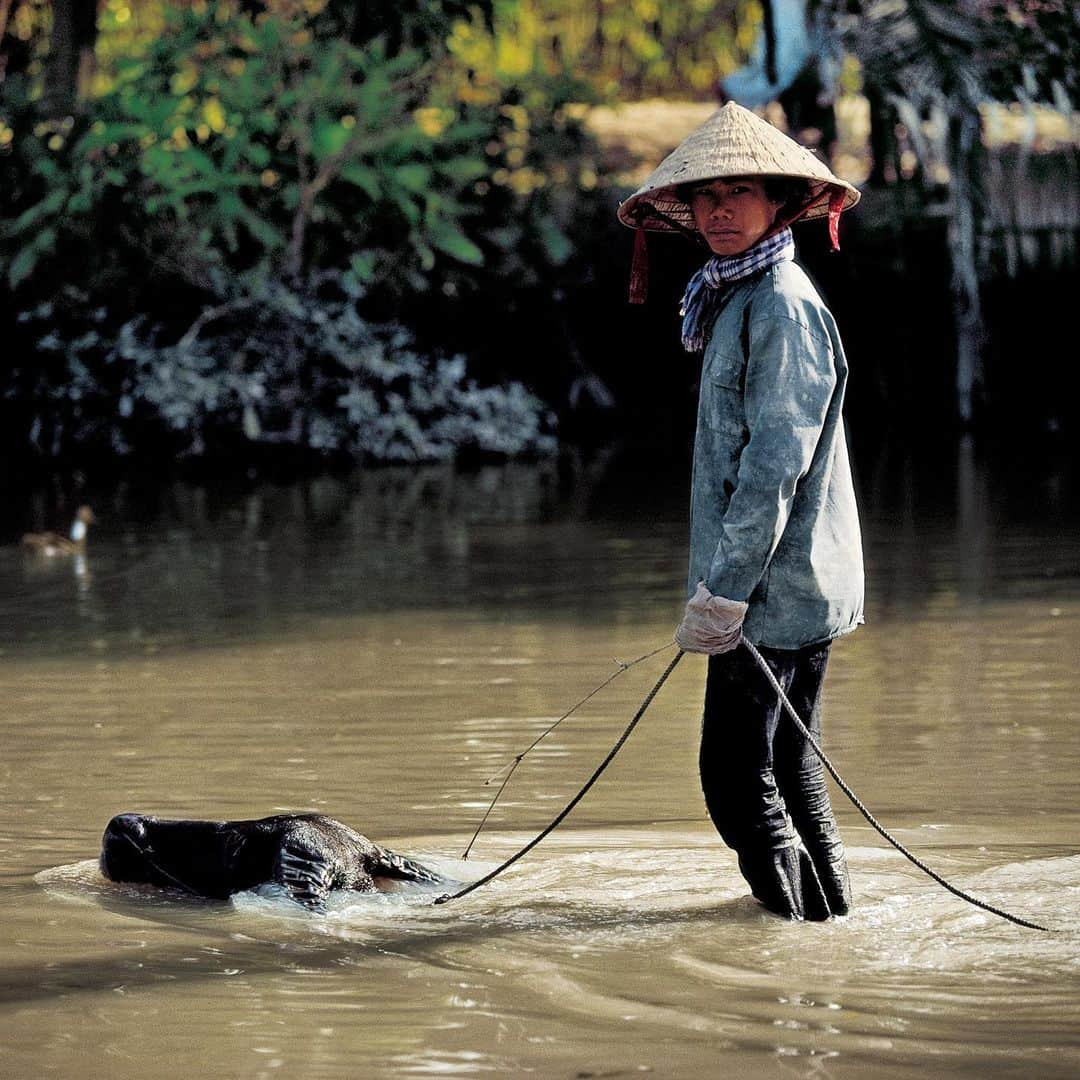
[688,261,864,649]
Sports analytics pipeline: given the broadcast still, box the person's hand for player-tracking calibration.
[674,581,748,654]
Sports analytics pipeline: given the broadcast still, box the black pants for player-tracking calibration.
[700,641,851,920]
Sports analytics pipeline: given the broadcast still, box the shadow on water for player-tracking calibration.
[1,459,568,658]
[2,433,1078,662]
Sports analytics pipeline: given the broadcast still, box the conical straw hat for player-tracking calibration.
[617,101,859,236]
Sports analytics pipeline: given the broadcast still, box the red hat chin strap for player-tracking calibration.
[828,190,845,251]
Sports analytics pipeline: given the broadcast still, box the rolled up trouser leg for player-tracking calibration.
[736,842,831,922]
[781,765,851,915]
[701,648,832,920]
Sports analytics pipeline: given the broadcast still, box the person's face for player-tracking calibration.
[688,177,783,257]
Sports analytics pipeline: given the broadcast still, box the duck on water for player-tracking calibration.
[21,506,95,556]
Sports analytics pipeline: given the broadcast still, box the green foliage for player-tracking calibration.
[0,0,609,318]
[448,0,753,100]
[0,0,623,468]
[1,2,494,292]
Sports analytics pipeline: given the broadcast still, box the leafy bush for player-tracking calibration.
[1,2,493,294]
[10,274,556,464]
[1,1,621,469]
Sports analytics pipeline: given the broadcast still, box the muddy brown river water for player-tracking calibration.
[2,445,1078,1078]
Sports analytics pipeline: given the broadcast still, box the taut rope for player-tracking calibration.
[461,642,676,860]
[434,649,685,904]
[436,638,1050,931]
[115,831,200,896]
[739,637,1049,931]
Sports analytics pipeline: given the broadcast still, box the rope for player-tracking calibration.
[434,649,685,904]
[436,636,1050,931]
[116,831,200,896]
[739,637,1049,931]
[461,642,675,859]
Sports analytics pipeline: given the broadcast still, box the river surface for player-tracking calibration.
[2,442,1078,1079]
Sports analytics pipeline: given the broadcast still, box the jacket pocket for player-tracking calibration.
[702,348,747,444]
[709,347,746,391]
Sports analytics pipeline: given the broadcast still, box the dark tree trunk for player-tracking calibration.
[762,0,778,86]
[42,0,98,119]
[946,104,986,424]
[1,0,29,86]
[864,81,897,187]
[778,63,838,155]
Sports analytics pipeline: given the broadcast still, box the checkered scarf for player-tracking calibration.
[680,228,795,353]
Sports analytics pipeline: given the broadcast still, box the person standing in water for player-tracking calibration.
[618,102,864,921]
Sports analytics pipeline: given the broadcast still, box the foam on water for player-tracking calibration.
[26,829,1080,1078]
[37,837,1076,963]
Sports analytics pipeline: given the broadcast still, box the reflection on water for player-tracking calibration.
[1,441,1078,1079]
